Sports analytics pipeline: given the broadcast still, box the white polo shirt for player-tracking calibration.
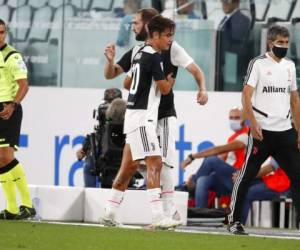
[245,52,297,131]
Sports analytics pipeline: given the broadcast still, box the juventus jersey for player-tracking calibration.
[117,41,193,120]
[123,45,165,134]
[245,53,298,131]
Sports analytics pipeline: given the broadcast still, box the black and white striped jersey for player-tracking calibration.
[123,45,165,134]
[117,41,193,120]
[245,53,297,131]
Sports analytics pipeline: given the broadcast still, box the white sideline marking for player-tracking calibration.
[30,220,300,241]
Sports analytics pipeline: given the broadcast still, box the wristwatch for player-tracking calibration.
[11,102,19,109]
[188,154,195,162]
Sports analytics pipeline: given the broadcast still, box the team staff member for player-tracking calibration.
[0,19,36,220]
[104,8,208,221]
[228,25,300,234]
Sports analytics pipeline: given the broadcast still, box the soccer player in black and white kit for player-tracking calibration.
[228,25,300,234]
[104,8,208,222]
[102,15,178,228]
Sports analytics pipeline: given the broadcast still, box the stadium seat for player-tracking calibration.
[9,0,33,43]
[291,0,300,18]
[70,0,92,13]
[24,0,77,86]
[89,0,114,11]
[44,1,78,86]
[266,0,296,22]
[0,0,14,23]
[21,0,55,85]
[249,198,296,229]
[27,0,54,42]
[254,0,270,22]
[205,0,223,28]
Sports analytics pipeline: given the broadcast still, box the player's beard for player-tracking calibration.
[135,27,147,41]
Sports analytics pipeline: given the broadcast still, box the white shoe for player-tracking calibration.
[100,216,122,227]
[99,208,122,227]
[151,216,181,230]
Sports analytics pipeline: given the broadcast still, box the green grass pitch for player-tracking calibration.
[0,221,299,250]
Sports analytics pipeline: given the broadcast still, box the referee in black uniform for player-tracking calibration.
[228,25,300,234]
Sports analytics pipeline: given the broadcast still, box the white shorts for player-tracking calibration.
[126,125,161,161]
[157,116,177,168]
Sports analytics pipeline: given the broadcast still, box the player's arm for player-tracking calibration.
[155,73,175,95]
[104,62,124,79]
[123,75,132,90]
[186,62,208,105]
[104,43,132,79]
[171,41,208,105]
[181,140,245,169]
[151,53,174,95]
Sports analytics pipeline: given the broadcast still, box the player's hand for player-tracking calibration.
[167,73,175,87]
[197,89,208,105]
[0,103,15,120]
[104,43,116,62]
[251,121,263,141]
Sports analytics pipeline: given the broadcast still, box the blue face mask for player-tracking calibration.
[229,119,242,132]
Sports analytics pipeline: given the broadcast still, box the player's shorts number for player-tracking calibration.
[129,63,140,95]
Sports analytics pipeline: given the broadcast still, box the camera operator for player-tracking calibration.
[76,88,123,188]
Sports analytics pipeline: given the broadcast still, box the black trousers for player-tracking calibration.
[229,128,300,224]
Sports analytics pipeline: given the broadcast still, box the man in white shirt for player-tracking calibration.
[228,25,300,234]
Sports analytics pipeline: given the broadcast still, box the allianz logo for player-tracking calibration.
[262,85,291,93]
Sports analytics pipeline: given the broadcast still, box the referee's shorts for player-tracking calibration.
[0,102,22,149]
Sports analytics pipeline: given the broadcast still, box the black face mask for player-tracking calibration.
[272,45,288,59]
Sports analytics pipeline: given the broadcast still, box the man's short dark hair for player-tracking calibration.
[137,8,159,24]
[148,15,175,37]
[0,19,6,28]
[267,25,289,42]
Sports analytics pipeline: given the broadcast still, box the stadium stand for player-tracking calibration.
[1,0,299,91]
[254,0,270,21]
[71,0,91,11]
[0,0,13,23]
[265,0,296,23]
[8,0,33,43]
